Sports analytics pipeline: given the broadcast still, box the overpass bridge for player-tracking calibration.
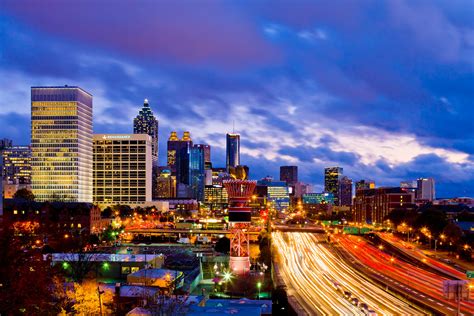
[272,225,327,233]
[125,228,261,237]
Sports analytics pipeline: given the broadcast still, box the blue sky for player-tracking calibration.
[1,0,473,197]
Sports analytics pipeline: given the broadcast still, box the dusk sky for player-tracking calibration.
[1,0,473,197]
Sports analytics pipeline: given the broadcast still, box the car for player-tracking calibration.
[359,303,369,311]
[350,297,359,306]
[364,309,377,316]
[343,291,352,299]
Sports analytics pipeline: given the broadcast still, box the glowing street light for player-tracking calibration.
[257,281,262,299]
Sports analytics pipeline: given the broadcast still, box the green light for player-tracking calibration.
[62,262,69,269]
[223,271,233,282]
[257,282,262,288]
[102,262,110,270]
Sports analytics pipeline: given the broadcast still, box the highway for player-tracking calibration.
[336,234,474,315]
[273,232,422,315]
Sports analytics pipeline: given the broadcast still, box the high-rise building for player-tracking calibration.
[189,145,205,201]
[93,134,152,205]
[339,176,353,206]
[226,133,240,171]
[324,167,343,206]
[167,131,193,187]
[2,146,31,184]
[133,99,159,164]
[154,169,176,198]
[195,144,211,166]
[355,180,375,191]
[257,178,290,211]
[31,86,93,202]
[280,166,298,185]
[417,178,435,201]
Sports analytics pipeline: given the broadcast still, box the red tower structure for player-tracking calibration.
[223,179,257,275]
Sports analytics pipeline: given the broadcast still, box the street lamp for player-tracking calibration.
[257,282,262,299]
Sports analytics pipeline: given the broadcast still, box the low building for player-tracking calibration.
[204,184,228,210]
[353,187,415,224]
[127,268,184,289]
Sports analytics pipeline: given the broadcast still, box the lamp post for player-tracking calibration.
[97,284,105,316]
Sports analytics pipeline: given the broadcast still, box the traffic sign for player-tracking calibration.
[467,271,474,278]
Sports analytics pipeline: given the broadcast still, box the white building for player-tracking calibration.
[31,86,93,202]
[417,178,435,201]
[93,134,152,205]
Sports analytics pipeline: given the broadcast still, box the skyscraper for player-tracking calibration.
[31,86,93,202]
[355,180,375,191]
[417,178,435,201]
[195,144,211,169]
[189,145,205,201]
[226,133,240,171]
[133,99,159,164]
[324,167,343,206]
[280,166,298,185]
[167,131,193,197]
[93,134,152,205]
[339,176,353,206]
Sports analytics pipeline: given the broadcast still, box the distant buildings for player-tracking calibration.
[355,180,375,191]
[257,177,290,211]
[189,145,205,201]
[417,177,435,201]
[133,99,159,165]
[0,138,12,150]
[324,167,347,206]
[226,133,240,171]
[339,176,353,206]
[204,184,229,210]
[302,192,335,205]
[167,131,193,196]
[154,168,176,198]
[280,166,298,185]
[93,134,152,205]
[353,187,415,224]
[2,145,31,184]
[31,86,93,202]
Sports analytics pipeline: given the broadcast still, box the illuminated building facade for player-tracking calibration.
[155,169,176,198]
[257,178,290,211]
[324,167,343,206]
[133,99,159,164]
[93,134,152,205]
[353,187,415,224]
[204,184,229,210]
[226,133,240,171]
[339,176,353,206]
[280,166,298,185]
[31,86,93,202]
[2,146,31,184]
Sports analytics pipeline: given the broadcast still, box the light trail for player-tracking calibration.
[273,232,421,315]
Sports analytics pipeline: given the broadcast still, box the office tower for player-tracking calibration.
[204,184,228,210]
[133,99,159,164]
[417,178,435,201]
[280,166,298,185]
[31,86,93,202]
[0,138,12,150]
[155,169,176,198]
[226,133,240,171]
[189,145,205,201]
[2,146,31,184]
[355,180,375,191]
[324,167,343,206]
[93,134,152,204]
[195,144,211,169]
[257,178,290,211]
[339,176,353,206]
[167,131,193,197]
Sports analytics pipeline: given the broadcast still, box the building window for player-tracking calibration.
[121,266,131,274]
[13,210,18,215]
[131,267,140,273]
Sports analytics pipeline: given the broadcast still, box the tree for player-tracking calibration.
[13,188,35,201]
[0,226,67,315]
[214,237,230,254]
[414,208,448,236]
[59,280,114,315]
[443,222,463,245]
[63,251,97,283]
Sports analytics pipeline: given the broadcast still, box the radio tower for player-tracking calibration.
[223,179,257,275]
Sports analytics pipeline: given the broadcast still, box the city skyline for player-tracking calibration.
[1,1,473,197]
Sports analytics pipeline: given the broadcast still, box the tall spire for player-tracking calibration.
[144,98,149,106]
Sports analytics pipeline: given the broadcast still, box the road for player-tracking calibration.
[273,232,421,315]
[336,234,474,315]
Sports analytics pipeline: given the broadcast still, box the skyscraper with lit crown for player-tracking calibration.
[133,99,159,165]
[31,86,93,202]
[226,133,240,171]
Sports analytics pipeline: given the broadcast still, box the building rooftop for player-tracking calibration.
[50,253,163,263]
